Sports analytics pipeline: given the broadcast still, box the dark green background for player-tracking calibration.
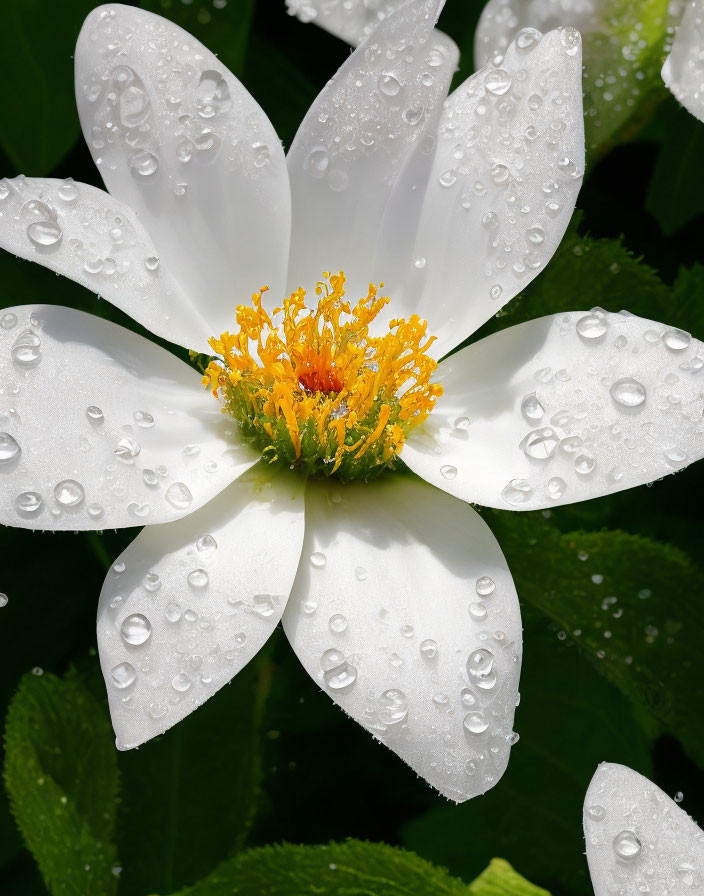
[1,1,703,894]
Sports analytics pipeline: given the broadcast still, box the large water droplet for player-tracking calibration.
[129,150,159,179]
[463,711,489,735]
[560,26,581,56]
[520,392,545,422]
[329,614,348,633]
[310,551,327,568]
[576,313,607,340]
[476,575,495,596]
[86,405,104,425]
[114,436,141,462]
[379,72,402,97]
[520,427,559,460]
[663,328,691,351]
[378,689,408,725]
[324,663,357,690]
[0,433,21,464]
[54,479,84,507]
[196,70,231,118]
[187,568,209,589]
[610,377,646,408]
[612,830,642,861]
[15,491,43,515]
[120,613,151,646]
[516,27,542,51]
[196,534,218,558]
[110,661,137,688]
[165,482,193,510]
[420,638,437,658]
[306,148,329,178]
[172,672,192,693]
[501,478,533,506]
[467,648,494,682]
[547,476,566,500]
[134,410,154,428]
[485,69,512,95]
[27,221,62,249]
[585,804,606,822]
[440,464,457,480]
[574,448,597,475]
[321,648,346,671]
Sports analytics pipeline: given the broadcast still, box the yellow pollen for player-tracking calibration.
[202,272,442,480]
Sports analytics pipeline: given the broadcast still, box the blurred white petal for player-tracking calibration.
[662,0,704,123]
[286,0,409,45]
[283,476,522,802]
[403,310,704,510]
[0,305,258,530]
[98,469,305,749]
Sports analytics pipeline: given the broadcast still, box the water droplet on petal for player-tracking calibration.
[310,551,326,568]
[86,405,104,425]
[172,672,192,693]
[27,221,62,249]
[501,478,533,506]
[165,602,182,622]
[586,804,606,821]
[0,432,21,464]
[329,614,348,633]
[560,26,581,56]
[15,491,43,516]
[547,476,566,500]
[440,464,457,480]
[378,689,408,725]
[520,392,544,421]
[120,613,151,646]
[196,534,217,558]
[520,427,559,459]
[663,328,691,351]
[576,313,607,340]
[110,662,136,688]
[485,69,512,95]
[165,482,193,510]
[610,377,646,408]
[129,150,159,179]
[516,27,542,51]
[612,830,642,861]
[463,711,489,734]
[54,479,84,507]
[420,639,437,658]
[187,568,209,589]
[134,410,154,427]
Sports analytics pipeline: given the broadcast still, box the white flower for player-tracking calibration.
[0,1,701,804]
[662,0,704,122]
[584,763,704,891]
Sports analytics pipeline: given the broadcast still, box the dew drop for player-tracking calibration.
[0,432,21,464]
[547,476,566,500]
[378,688,408,725]
[310,551,326,568]
[329,614,348,633]
[86,405,104,425]
[420,638,437,658]
[196,534,217,558]
[520,392,545,422]
[501,478,533,506]
[120,613,151,646]
[610,377,646,408]
[485,69,512,96]
[15,491,43,516]
[476,576,495,596]
[0,593,7,608]
[54,479,84,507]
[172,672,192,693]
[379,73,402,97]
[468,602,488,620]
[143,572,161,592]
[129,150,159,179]
[520,427,558,460]
[27,221,62,249]
[187,568,209,589]
[110,662,136,689]
[612,830,642,861]
[576,313,607,340]
[440,464,457,480]
[663,328,691,351]
[324,663,357,690]
[134,410,155,427]
[355,566,368,581]
[463,711,489,734]
[586,804,606,821]
[165,482,193,510]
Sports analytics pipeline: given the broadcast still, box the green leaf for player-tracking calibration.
[672,263,704,338]
[3,671,119,896]
[478,226,672,341]
[646,102,704,235]
[581,0,670,157]
[0,0,97,173]
[115,651,271,896]
[403,607,653,895]
[159,839,548,896]
[469,859,550,896]
[141,0,255,78]
[488,510,704,768]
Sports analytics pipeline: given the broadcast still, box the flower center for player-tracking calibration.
[202,272,441,481]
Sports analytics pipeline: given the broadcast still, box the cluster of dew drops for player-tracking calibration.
[430,308,699,508]
[584,794,701,888]
[304,539,519,775]
[0,311,221,522]
[105,531,282,722]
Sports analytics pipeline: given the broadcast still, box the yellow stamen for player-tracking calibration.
[202,272,441,481]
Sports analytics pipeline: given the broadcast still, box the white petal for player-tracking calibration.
[0,305,258,530]
[405,27,584,358]
[475,0,596,67]
[282,476,522,802]
[0,176,211,351]
[98,469,305,749]
[286,0,458,302]
[286,0,406,45]
[403,310,704,510]
[662,0,704,123]
[75,5,290,334]
[584,762,704,893]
